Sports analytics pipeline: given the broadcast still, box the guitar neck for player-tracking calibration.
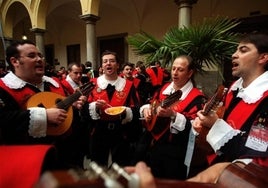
[202,85,227,116]
[161,90,182,108]
[56,91,81,110]
[56,82,95,110]
[37,167,215,188]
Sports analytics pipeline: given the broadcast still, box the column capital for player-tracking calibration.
[80,14,100,25]
[30,28,46,34]
[174,0,198,6]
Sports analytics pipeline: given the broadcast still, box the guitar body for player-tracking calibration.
[144,89,183,141]
[217,162,268,188]
[144,100,172,141]
[27,92,73,136]
[26,82,95,136]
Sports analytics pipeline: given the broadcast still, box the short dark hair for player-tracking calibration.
[135,61,144,68]
[122,62,134,71]
[239,33,268,54]
[239,33,268,70]
[67,62,81,71]
[101,50,120,64]
[5,40,36,72]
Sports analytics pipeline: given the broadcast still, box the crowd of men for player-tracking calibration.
[1,32,268,187]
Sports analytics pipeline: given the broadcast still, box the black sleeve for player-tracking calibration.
[0,88,31,144]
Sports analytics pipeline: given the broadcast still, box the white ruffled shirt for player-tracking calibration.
[1,72,60,138]
[66,74,80,89]
[207,71,268,153]
[88,75,133,124]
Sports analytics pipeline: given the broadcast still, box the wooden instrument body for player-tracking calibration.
[144,90,182,141]
[217,162,268,188]
[26,82,95,136]
[35,162,268,188]
[27,92,73,136]
[36,168,215,188]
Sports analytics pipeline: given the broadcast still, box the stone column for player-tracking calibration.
[30,28,46,56]
[1,37,12,66]
[80,14,100,70]
[174,0,198,28]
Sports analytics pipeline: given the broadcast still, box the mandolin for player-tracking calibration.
[144,89,183,141]
[27,82,95,136]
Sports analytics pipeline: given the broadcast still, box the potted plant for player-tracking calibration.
[127,17,240,95]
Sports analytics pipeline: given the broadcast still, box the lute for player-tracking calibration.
[27,82,95,136]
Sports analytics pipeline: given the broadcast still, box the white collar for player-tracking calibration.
[230,71,268,104]
[97,75,126,91]
[162,80,193,100]
[1,72,59,89]
[66,74,80,89]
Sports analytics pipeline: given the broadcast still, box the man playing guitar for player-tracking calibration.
[0,40,87,168]
[139,55,207,180]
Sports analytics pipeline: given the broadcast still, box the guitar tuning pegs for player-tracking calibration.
[83,155,92,170]
[89,161,124,188]
[111,163,140,188]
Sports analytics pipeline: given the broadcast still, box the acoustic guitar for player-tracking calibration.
[196,85,228,150]
[36,160,215,188]
[144,89,183,141]
[217,162,268,188]
[201,85,228,117]
[27,82,95,136]
[35,161,268,188]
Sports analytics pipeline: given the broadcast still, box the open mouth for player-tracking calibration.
[106,67,112,71]
[35,65,44,71]
[232,62,239,68]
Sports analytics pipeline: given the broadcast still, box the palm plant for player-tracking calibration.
[127,17,240,74]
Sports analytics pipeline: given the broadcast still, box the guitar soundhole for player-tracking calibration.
[37,103,45,108]
[55,98,62,104]
[55,98,68,110]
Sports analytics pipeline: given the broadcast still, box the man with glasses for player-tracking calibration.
[0,40,87,168]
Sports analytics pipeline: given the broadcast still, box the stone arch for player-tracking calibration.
[31,0,51,29]
[0,0,51,38]
[1,0,32,38]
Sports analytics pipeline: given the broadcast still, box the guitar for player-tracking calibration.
[27,82,95,136]
[202,85,227,116]
[217,162,268,188]
[36,160,215,188]
[144,89,183,141]
[196,85,228,147]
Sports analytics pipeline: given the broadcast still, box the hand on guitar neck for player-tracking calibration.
[143,105,176,122]
[193,85,227,133]
[142,89,182,140]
